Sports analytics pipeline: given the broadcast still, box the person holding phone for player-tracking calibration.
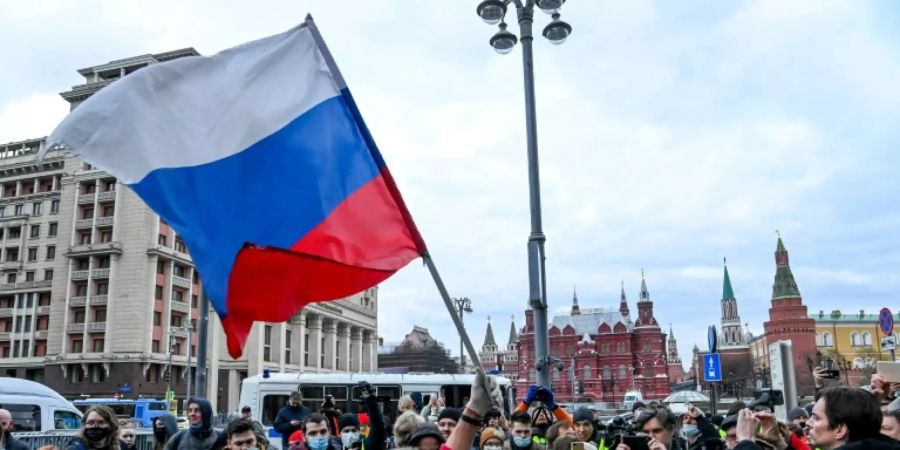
[572,407,608,450]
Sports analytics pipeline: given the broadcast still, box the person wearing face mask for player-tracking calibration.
[334,382,385,450]
[511,411,546,450]
[165,397,227,450]
[480,427,507,450]
[152,414,179,450]
[677,405,720,450]
[65,405,124,450]
[303,413,342,450]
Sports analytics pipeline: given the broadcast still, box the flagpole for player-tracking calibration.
[423,253,483,371]
[305,14,480,370]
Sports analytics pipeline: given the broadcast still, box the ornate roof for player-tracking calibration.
[550,308,631,335]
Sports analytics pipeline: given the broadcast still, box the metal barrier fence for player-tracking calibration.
[13,429,156,450]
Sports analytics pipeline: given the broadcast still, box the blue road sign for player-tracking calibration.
[879,308,894,336]
[703,353,722,382]
[119,383,132,393]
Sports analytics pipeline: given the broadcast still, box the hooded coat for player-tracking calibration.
[274,402,312,449]
[153,414,180,450]
[165,398,227,450]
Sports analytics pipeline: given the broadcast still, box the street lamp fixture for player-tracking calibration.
[452,297,473,370]
[475,0,574,388]
[477,0,508,25]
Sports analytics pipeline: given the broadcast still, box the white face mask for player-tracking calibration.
[484,445,503,450]
[341,432,360,448]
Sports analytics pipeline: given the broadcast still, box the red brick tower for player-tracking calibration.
[763,235,817,396]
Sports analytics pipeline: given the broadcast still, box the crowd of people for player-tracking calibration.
[0,368,897,450]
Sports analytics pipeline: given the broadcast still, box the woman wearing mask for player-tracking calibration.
[65,405,124,450]
[480,427,506,450]
[152,414,179,450]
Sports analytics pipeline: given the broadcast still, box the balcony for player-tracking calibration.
[172,276,191,289]
[89,295,108,306]
[78,194,95,204]
[92,268,110,279]
[96,216,114,227]
[87,322,106,332]
[67,241,123,256]
[69,296,87,307]
[0,332,9,340]
[34,330,48,339]
[36,306,51,314]
[0,308,12,317]
[71,270,89,280]
[67,323,85,334]
[169,326,187,338]
[0,261,21,272]
[171,300,190,314]
[75,219,93,229]
[97,191,116,202]
[32,280,52,289]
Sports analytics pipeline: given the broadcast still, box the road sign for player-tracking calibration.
[118,383,132,393]
[879,308,894,336]
[165,390,176,401]
[704,353,722,382]
[708,325,718,353]
[883,335,897,351]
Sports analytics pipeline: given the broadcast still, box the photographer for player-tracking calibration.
[514,385,573,442]
[335,382,386,450]
[616,405,719,450]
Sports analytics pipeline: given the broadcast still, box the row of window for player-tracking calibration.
[0,200,60,218]
[5,268,54,284]
[2,315,50,333]
[157,234,187,253]
[816,331,874,347]
[1,222,58,242]
[1,176,59,197]
[530,364,637,382]
[0,292,51,309]
[0,339,47,358]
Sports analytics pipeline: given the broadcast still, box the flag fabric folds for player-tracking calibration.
[41,20,427,357]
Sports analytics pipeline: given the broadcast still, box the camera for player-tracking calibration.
[357,381,392,403]
[535,387,549,402]
[322,394,336,412]
[605,415,636,440]
[747,389,784,412]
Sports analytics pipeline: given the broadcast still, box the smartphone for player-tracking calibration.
[622,436,651,450]
[822,369,840,379]
[878,361,900,383]
[570,442,585,450]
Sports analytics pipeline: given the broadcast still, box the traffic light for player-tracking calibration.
[164,369,171,384]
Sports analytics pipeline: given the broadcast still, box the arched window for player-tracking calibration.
[851,333,860,347]
[852,357,864,369]
[646,365,654,377]
[583,364,592,379]
[862,332,872,346]
[603,366,611,379]
[618,364,627,379]
[823,333,833,347]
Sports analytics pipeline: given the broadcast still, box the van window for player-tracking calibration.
[0,404,41,431]
[54,410,82,430]
[148,402,168,410]
[261,394,288,426]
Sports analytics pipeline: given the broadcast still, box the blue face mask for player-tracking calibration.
[309,436,331,450]
[681,424,700,438]
[513,436,532,448]
[190,422,203,430]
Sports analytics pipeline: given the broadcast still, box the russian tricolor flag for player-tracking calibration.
[41,19,427,357]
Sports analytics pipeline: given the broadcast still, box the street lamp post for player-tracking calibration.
[476,0,572,388]
[451,297,473,370]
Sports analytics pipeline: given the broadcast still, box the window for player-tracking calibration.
[153,311,162,326]
[54,411,81,430]
[94,308,106,322]
[50,200,59,215]
[601,343,609,354]
[48,223,57,237]
[263,325,272,362]
[26,294,33,308]
[157,261,165,274]
[145,364,161,383]
[171,315,183,327]
[46,246,55,260]
[96,256,110,268]
[158,234,167,246]
[862,332,872,346]
[618,365,627,379]
[191,295,198,308]
[851,333,860,346]
[155,286,163,300]
[304,332,310,366]
[583,364,592,379]
[8,227,20,239]
[643,341,651,352]
[25,271,34,281]
[76,258,89,270]
[79,232,91,245]
[14,318,22,332]
[6,273,14,284]
[44,269,53,281]
[101,205,114,217]
[14,204,23,216]
[75,283,87,296]
[603,366,611,379]
[29,225,39,239]
[32,202,41,216]
[3,404,42,431]
[13,341,20,356]
[73,310,85,323]
[83,183,95,194]
[27,248,37,261]
[173,265,186,277]
[0,206,4,217]
[71,339,83,353]
[152,340,160,353]
[100,230,112,243]
[174,238,186,253]
[172,289,184,302]
[285,330,292,364]
[21,340,29,357]
[95,282,108,295]
[617,342,625,354]
[82,207,93,219]
[647,365,654,377]
[104,180,116,192]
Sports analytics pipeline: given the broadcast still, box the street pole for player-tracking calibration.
[186,320,193,402]
[166,335,173,406]
[514,0,550,389]
[195,290,209,399]
[460,306,465,369]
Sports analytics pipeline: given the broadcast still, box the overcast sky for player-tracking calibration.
[2,1,899,367]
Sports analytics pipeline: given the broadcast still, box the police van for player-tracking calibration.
[239,372,516,446]
[0,378,82,432]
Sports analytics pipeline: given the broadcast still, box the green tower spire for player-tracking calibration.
[772,233,801,298]
[723,258,736,301]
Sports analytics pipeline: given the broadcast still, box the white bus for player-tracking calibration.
[239,372,516,431]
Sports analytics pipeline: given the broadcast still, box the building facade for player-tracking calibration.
[515,278,673,403]
[0,49,379,413]
[378,325,458,373]
[811,308,899,386]
[479,315,519,379]
[763,236,817,396]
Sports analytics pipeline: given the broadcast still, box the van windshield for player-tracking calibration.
[54,410,82,430]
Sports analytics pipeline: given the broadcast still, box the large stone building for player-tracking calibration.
[0,49,379,412]
[810,308,899,386]
[763,236,817,396]
[378,325,458,374]
[514,277,674,403]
